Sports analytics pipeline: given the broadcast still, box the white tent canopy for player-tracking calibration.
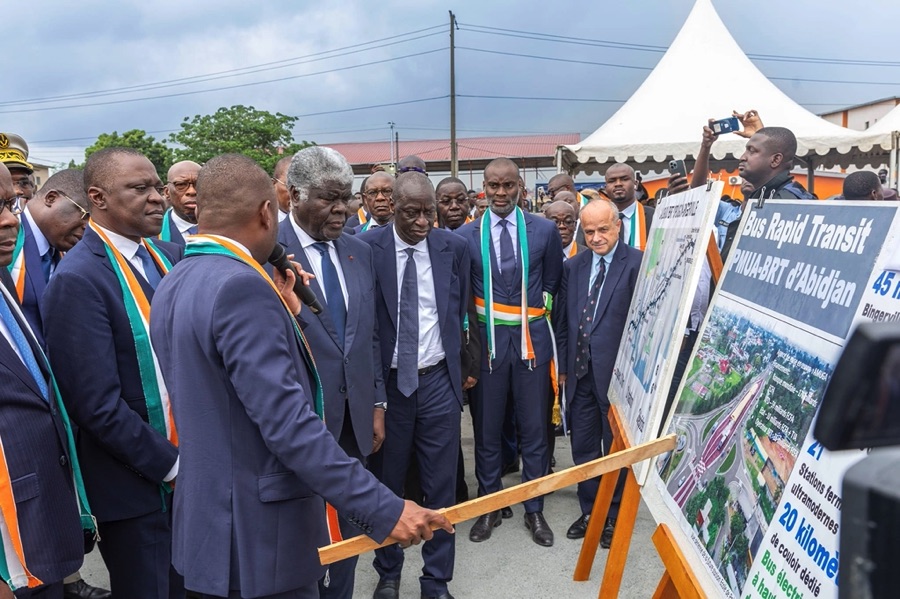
[559,0,888,175]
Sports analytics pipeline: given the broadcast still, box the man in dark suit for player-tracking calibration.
[457,158,563,547]
[149,153,450,599]
[276,146,387,599]
[7,170,89,349]
[272,156,292,222]
[605,163,654,251]
[554,198,641,546]
[159,161,200,246]
[345,176,370,230]
[353,172,394,234]
[359,173,469,599]
[43,148,184,599]
[0,165,87,599]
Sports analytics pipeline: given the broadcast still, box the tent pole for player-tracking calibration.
[806,156,815,196]
[891,132,899,190]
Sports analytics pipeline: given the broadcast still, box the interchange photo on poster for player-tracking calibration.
[642,199,900,598]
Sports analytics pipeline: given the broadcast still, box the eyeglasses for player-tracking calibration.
[549,217,576,227]
[12,178,34,190]
[272,177,287,187]
[364,188,393,199]
[169,178,197,193]
[57,191,90,221]
[0,195,24,215]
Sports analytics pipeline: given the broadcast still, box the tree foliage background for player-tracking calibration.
[75,106,314,178]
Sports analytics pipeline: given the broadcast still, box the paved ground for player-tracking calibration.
[81,410,665,597]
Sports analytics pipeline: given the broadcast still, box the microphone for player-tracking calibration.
[267,244,323,315]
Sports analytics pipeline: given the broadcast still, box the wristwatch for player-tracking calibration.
[374,402,388,412]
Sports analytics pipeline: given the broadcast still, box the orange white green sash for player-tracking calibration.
[357,207,368,226]
[476,207,539,369]
[158,208,174,242]
[182,236,343,542]
[6,226,25,303]
[0,287,96,591]
[627,202,648,250]
[566,242,577,259]
[91,222,178,481]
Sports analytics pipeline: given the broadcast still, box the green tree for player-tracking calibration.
[82,129,174,180]
[169,105,313,173]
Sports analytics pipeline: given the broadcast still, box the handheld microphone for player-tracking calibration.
[267,244,323,314]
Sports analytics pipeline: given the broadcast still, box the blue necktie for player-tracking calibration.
[0,294,49,400]
[313,242,346,346]
[136,245,162,290]
[397,248,419,397]
[574,258,606,379]
[40,249,56,283]
[187,225,198,235]
[498,219,517,287]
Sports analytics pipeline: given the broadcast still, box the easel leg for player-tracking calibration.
[573,435,622,581]
[651,524,705,599]
[598,467,640,599]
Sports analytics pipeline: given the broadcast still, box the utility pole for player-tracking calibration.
[388,121,396,167]
[449,11,458,177]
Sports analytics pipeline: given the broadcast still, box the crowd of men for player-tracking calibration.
[0,114,893,599]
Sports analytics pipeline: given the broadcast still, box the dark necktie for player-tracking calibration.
[574,257,607,379]
[313,242,346,346]
[0,294,48,400]
[498,219,517,287]
[187,225,198,235]
[397,248,419,397]
[40,248,55,283]
[136,245,162,290]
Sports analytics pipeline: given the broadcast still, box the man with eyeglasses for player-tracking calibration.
[7,169,89,351]
[43,148,185,599]
[354,171,394,233]
[0,133,36,202]
[276,146,387,599]
[272,156,292,222]
[160,161,201,247]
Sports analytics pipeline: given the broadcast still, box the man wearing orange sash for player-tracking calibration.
[43,148,184,599]
[605,163,655,251]
[457,158,563,547]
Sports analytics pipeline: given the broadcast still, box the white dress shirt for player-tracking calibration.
[589,242,618,319]
[488,209,517,270]
[21,207,56,278]
[170,210,196,235]
[390,226,444,369]
[289,215,349,309]
[278,209,289,222]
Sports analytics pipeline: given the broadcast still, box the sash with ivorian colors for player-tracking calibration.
[158,208,175,242]
[475,207,542,369]
[91,222,178,487]
[356,207,367,226]
[0,288,96,591]
[6,226,25,303]
[627,202,648,251]
[182,236,343,543]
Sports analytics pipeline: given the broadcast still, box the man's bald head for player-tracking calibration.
[543,199,577,247]
[484,157,519,179]
[83,147,148,192]
[196,154,274,231]
[273,156,292,181]
[553,190,580,215]
[167,160,201,181]
[548,173,575,199]
[398,155,427,174]
[604,163,637,208]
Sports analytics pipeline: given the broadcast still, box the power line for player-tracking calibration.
[461,94,623,103]
[0,49,447,114]
[0,25,445,107]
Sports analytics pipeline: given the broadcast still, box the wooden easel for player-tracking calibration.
[573,234,721,597]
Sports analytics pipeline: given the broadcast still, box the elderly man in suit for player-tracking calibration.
[6,170,89,349]
[359,173,469,599]
[43,148,184,599]
[149,153,450,599]
[159,161,201,246]
[353,172,394,234]
[276,145,387,599]
[0,165,89,599]
[457,157,563,547]
[554,198,642,546]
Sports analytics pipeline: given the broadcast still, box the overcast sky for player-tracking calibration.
[12,0,900,170]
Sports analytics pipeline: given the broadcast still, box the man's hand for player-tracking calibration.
[733,110,763,138]
[462,376,477,391]
[389,500,454,547]
[372,408,385,453]
[701,120,716,149]
[558,373,567,388]
[0,583,12,599]
[667,173,690,196]
[271,254,315,316]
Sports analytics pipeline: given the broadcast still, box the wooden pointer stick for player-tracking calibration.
[319,434,676,566]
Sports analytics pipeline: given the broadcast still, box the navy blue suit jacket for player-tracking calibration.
[554,242,642,405]
[15,218,52,348]
[42,226,182,522]
[457,212,563,367]
[150,251,404,598]
[0,286,84,586]
[277,222,386,457]
[359,225,470,406]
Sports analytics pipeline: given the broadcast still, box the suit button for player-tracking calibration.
[59,455,68,467]
[344,358,350,365]
[339,385,347,394]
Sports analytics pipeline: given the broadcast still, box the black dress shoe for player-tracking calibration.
[524,511,554,547]
[500,461,520,476]
[550,455,556,468]
[421,592,455,599]
[566,514,590,540]
[373,578,401,599]
[469,510,501,542]
[63,580,112,599]
[500,506,513,519]
[600,517,616,549]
